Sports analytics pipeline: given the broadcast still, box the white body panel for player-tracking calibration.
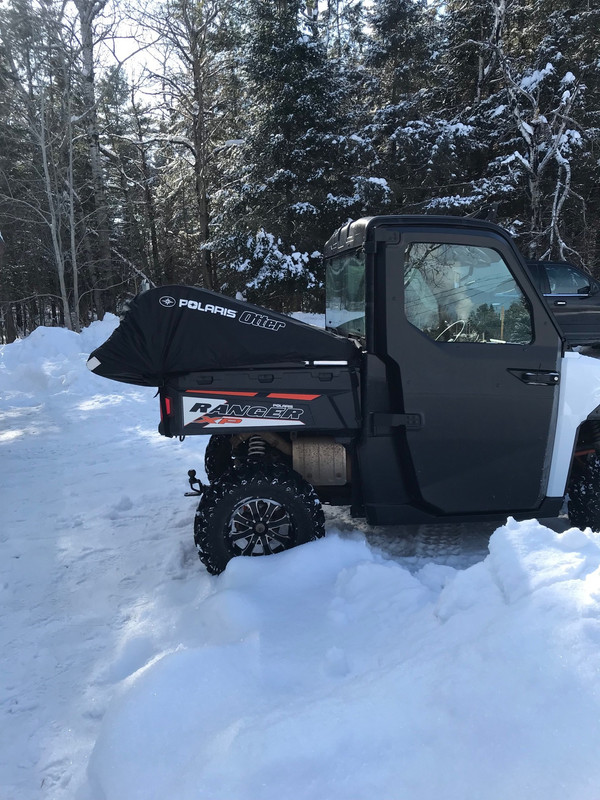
[547,352,600,496]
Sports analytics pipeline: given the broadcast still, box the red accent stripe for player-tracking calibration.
[267,393,321,401]
[185,389,258,396]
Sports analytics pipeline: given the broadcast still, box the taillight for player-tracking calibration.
[160,396,172,421]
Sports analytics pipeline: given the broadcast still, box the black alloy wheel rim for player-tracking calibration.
[227,497,294,556]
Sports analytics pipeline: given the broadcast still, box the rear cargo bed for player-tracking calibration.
[159,366,361,437]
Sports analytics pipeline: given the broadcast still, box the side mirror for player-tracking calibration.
[578,285,592,296]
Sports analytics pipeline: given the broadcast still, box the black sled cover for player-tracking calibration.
[87,285,358,387]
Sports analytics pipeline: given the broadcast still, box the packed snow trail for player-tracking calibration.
[0,319,202,797]
[1,320,600,800]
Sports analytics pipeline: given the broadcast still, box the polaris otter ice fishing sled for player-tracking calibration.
[88,216,600,574]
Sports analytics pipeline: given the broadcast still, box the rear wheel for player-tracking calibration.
[568,453,600,531]
[194,463,325,574]
[204,435,233,483]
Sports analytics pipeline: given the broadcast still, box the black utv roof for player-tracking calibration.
[87,285,358,387]
[324,215,514,257]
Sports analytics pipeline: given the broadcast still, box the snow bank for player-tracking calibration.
[88,520,600,800]
[0,316,119,401]
[292,311,325,328]
[2,319,600,800]
[0,317,192,799]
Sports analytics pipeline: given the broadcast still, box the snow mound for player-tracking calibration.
[0,316,119,400]
[88,520,600,800]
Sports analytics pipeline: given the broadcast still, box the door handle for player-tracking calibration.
[370,412,423,435]
[509,370,560,386]
[554,300,567,306]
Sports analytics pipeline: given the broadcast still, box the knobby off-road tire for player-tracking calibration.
[194,462,325,575]
[568,454,600,531]
[204,435,233,483]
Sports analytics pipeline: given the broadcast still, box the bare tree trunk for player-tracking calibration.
[3,306,17,344]
[39,89,73,331]
[151,0,219,289]
[491,1,582,256]
[66,94,81,331]
[131,96,161,281]
[81,228,105,319]
[75,0,111,310]
[0,236,16,343]
[188,4,214,289]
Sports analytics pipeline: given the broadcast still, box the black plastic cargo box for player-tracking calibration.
[158,367,361,438]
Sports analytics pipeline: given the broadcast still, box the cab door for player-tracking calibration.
[383,227,562,515]
[541,262,600,345]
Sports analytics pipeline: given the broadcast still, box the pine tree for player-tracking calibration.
[361,0,484,215]
[212,0,387,309]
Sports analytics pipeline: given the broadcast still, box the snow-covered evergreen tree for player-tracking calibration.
[362,0,487,216]
[211,0,388,309]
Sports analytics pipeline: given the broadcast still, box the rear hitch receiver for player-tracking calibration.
[185,469,204,497]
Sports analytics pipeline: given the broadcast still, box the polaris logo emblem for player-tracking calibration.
[159,295,176,308]
[179,298,237,318]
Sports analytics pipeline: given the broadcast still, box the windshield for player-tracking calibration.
[325,250,366,337]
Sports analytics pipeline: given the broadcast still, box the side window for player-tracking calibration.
[404,243,533,344]
[325,250,366,337]
[545,264,590,294]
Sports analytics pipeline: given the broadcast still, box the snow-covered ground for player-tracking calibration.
[2,318,600,800]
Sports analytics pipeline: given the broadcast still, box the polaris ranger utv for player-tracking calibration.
[88,216,600,574]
